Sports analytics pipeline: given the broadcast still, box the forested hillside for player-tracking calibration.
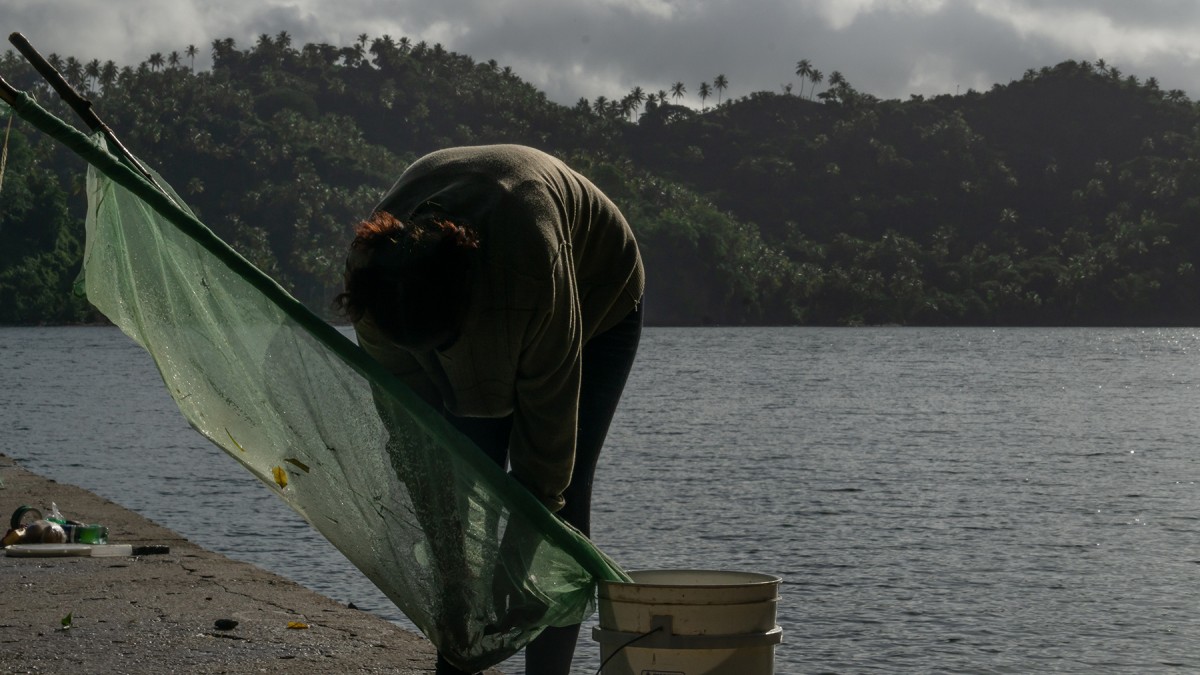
[3,35,1199,325]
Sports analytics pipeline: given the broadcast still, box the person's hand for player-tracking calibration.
[509,471,565,512]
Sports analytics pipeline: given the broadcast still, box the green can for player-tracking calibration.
[74,524,108,545]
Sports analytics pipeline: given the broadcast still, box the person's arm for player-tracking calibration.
[507,260,582,513]
[354,319,442,408]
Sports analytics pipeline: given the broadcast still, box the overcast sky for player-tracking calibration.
[5,0,1200,107]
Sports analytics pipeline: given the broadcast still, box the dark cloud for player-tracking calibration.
[1001,0,1200,29]
[3,0,1200,108]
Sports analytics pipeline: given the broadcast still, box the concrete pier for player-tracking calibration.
[0,453,503,674]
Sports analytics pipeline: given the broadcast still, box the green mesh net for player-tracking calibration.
[7,92,629,672]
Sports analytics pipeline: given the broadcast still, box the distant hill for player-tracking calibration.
[3,37,1200,325]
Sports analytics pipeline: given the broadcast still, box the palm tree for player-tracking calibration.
[808,69,824,99]
[211,38,238,67]
[168,51,181,69]
[713,74,728,105]
[147,52,164,71]
[64,57,83,85]
[99,60,117,91]
[795,59,813,97]
[628,86,646,119]
[84,59,101,92]
[671,81,686,103]
[369,35,398,68]
[698,81,712,109]
[186,44,197,71]
[618,96,634,120]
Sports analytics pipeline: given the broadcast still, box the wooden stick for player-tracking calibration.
[6,32,173,204]
[8,32,103,132]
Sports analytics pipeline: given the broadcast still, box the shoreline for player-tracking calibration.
[0,453,503,674]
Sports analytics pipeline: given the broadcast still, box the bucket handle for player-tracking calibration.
[593,623,665,674]
[594,623,783,651]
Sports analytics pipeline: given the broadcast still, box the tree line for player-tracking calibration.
[3,34,1200,326]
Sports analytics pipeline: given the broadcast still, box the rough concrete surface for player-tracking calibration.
[0,453,503,674]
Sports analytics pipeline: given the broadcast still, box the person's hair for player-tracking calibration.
[336,210,480,348]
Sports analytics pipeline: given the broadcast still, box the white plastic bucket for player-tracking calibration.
[592,569,783,675]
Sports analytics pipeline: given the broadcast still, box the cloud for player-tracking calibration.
[809,0,949,31]
[975,0,1200,61]
[3,0,1200,109]
[3,1,209,65]
[963,0,1200,96]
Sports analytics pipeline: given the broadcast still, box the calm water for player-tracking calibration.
[3,326,1200,673]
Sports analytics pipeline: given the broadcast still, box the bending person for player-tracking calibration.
[338,144,644,675]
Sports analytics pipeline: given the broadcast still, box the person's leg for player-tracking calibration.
[524,302,643,674]
[435,414,512,675]
[448,414,513,467]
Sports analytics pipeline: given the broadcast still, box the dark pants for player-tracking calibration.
[436,302,643,675]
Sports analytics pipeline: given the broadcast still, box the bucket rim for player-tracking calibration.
[602,569,782,589]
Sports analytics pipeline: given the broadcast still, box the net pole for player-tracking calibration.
[8,32,104,132]
[7,32,176,206]
[0,74,18,105]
